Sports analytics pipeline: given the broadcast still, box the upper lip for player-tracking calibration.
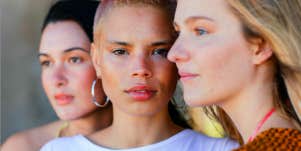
[125,85,157,92]
[178,72,199,78]
[54,93,73,98]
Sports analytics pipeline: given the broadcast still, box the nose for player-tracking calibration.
[131,55,152,79]
[167,37,190,63]
[52,64,68,87]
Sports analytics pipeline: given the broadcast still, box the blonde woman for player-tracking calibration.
[168,0,301,150]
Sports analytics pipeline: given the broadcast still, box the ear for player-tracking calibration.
[249,38,273,65]
[91,42,102,78]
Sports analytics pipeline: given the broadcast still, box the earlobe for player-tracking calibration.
[251,39,273,65]
[91,43,102,78]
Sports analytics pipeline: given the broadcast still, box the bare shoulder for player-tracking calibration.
[2,120,63,151]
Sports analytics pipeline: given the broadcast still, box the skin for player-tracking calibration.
[2,21,112,151]
[90,6,182,149]
[168,0,296,143]
[39,21,100,120]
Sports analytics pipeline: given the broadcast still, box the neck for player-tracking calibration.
[97,107,182,149]
[62,104,112,137]
[221,80,295,143]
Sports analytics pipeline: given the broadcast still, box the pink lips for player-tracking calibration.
[54,94,74,105]
[125,85,157,101]
[178,72,199,81]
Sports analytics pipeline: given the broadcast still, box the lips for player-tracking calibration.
[125,85,157,101]
[54,94,74,105]
[178,72,199,81]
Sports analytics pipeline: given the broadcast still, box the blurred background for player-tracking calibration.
[1,0,58,143]
[1,0,225,144]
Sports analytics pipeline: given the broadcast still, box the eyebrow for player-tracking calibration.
[38,47,89,58]
[108,40,131,46]
[64,47,89,53]
[108,40,172,47]
[185,16,215,24]
[151,40,172,46]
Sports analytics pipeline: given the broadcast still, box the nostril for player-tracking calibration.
[54,73,67,87]
[56,79,66,87]
[143,72,150,77]
[57,81,64,87]
[131,69,152,78]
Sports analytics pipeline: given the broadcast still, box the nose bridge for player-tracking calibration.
[52,62,67,87]
[130,51,152,78]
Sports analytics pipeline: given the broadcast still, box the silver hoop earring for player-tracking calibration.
[91,79,109,107]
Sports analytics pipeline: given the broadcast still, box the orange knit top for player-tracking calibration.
[233,128,301,151]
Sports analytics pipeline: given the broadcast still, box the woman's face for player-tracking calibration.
[93,6,177,116]
[168,0,256,107]
[39,21,103,120]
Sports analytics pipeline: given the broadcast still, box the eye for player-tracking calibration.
[195,28,208,36]
[112,48,129,55]
[69,56,83,64]
[40,60,51,68]
[152,48,168,58]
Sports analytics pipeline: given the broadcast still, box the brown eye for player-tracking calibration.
[69,56,83,64]
[40,60,51,67]
[112,49,129,55]
[152,48,168,58]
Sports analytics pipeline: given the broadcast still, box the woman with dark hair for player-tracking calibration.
[2,1,112,150]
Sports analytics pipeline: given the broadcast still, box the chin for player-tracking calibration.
[184,95,211,107]
[184,96,200,107]
[56,111,82,121]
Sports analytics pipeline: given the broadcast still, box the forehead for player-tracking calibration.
[97,6,173,41]
[40,21,90,51]
[175,0,233,23]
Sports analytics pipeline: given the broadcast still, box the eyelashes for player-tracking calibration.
[111,48,169,58]
[194,28,209,36]
[69,56,83,64]
[112,48,129,55]
[39,56,85,69]
[40,60,51,67]
[152,48,168,58]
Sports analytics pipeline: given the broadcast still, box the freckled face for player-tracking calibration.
[39,21,104,120]
[93,6,177,116]
[168,0,255,106]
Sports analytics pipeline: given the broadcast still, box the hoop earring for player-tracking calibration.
[91,79,109,107]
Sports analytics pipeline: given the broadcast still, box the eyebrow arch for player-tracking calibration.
[151,40,172,46]
[108,40,131,46]
[37,53,48,58]
[185,16,215,24]
[64,47,89,53]
[38,47,89,58]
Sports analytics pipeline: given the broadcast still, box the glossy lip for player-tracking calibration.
[125,85,157,101]
[178,71,199,81]
[54,94,74,105]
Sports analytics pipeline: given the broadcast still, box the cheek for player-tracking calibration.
[99,60,123,97]
[41,71,52,96]
[195,37,253,98]
[154,61,178,94]
[71,65,96,96]
[195,36,252,76]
